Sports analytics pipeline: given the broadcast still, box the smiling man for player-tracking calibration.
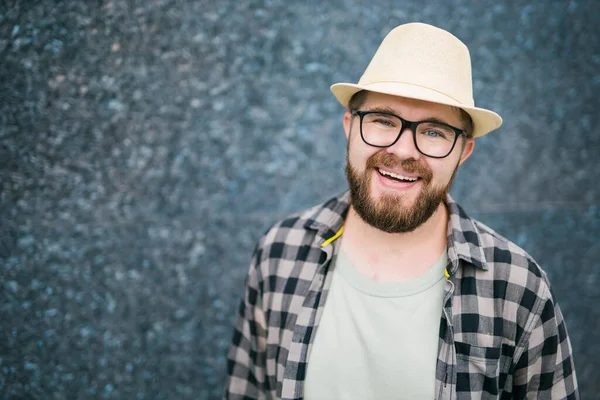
[224,23,578,400]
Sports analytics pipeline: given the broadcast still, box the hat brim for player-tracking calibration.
[330,82,502,138]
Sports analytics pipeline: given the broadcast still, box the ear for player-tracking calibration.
[458,137,475,166]
[343,111,353,141]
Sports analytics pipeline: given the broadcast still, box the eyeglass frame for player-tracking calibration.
[351,110,466,159]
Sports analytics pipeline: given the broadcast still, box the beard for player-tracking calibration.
[346,151,457,234]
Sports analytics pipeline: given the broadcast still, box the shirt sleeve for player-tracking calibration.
[223,245,269,399]
[512,292,579,399]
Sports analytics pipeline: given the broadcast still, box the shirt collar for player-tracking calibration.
[445,194,488,272]
[304,192,350,245]
[303,191,488,271]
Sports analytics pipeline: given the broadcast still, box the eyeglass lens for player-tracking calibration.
[361,112,457,157]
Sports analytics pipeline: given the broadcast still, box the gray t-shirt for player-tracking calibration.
[304,248,447,400]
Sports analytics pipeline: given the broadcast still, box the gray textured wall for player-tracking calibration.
[1,0,598,399]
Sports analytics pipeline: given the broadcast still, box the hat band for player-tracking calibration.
[358,80,474,107]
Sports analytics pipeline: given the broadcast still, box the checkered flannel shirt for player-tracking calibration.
[224,192,578,399]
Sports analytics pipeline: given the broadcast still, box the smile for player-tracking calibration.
[376,168,420,183]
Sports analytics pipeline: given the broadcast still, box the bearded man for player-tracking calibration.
[224,23,578,400]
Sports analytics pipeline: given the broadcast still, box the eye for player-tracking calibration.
[373,118,396,127]
[364,113,400,128]
[423,129,444,138]
[418,123,455,141]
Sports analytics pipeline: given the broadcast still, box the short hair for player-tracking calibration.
[347,90,474,139]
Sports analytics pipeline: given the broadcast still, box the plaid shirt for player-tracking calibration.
[225,192,579,399]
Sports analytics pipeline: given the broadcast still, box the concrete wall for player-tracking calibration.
[1,1,598,398]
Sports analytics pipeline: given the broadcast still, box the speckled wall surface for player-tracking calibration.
[1,0,598,399]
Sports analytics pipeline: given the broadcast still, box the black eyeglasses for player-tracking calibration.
[352,110,465,158]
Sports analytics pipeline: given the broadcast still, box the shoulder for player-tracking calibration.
[469,215,554,306]
[251,192,349,280]
[256,201,327,257]
[449,204,563,349]
[447,197,554,306]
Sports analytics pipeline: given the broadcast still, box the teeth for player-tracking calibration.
[378,168,418,181]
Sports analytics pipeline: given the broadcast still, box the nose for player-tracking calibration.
[385,127,421,160]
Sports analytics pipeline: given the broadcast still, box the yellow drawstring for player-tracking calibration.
[321,226,344,247]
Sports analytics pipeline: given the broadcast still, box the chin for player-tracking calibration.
[370,182,418,205]
[371,191,416,213]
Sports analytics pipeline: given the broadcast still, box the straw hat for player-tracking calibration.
[330,23,502,137]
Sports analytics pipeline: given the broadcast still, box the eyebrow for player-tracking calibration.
[362,106,459,127]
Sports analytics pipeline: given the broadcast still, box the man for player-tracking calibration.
[224,23,578,399]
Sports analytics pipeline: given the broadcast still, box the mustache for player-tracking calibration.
[366,152,433,182]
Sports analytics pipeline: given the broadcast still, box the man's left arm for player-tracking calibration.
[512,292,579,399]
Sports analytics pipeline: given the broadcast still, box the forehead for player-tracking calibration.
[360,92,463,125]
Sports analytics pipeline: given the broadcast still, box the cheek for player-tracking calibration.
[348,137,374,169]
[430,160,459,184]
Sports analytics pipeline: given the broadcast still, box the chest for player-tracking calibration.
[263,259,519,400]
[303,266,446,399]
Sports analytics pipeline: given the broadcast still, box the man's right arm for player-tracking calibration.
[224,246,269,399]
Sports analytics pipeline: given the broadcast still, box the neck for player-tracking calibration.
[343,201,449,257]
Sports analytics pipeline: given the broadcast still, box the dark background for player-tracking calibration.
[1,0,598,399]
